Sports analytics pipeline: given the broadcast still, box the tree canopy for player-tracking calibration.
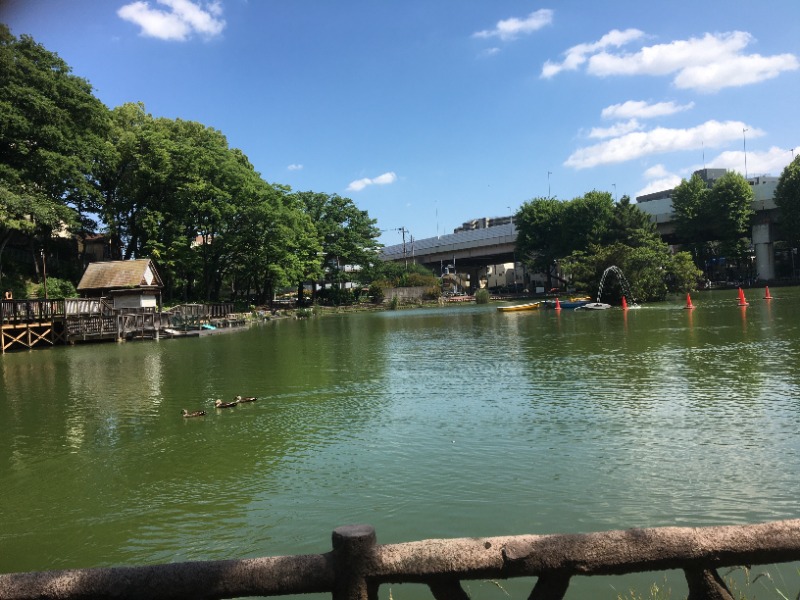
[671,171,755,277]
[0,27,382,303]
[0,24,109,281]
[515,191,701,299]
[775,155,800,246]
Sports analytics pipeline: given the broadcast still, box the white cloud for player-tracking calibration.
[287,164,303,171]
[565,120,762,169]
[544,30,799,92]
[643,164,671,179]
[706,146,796,176]
[636,176,682,199]
[346,171,397,192]
[541,28,644,78]
[635,164,682,198]
[634,148,796,200]
[118,0,225,41]
[589,119,643,139]
[473,9,553,42]
[674,52,800,93]
[601,100,694,120]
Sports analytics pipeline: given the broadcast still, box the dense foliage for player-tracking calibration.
[516,192,701,301]
[671,171,754,277]
[0,26,381,303]
[775,155,800,247]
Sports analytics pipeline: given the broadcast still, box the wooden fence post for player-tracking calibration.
[332,525,377,600]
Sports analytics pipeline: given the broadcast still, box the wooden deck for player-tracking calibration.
[1,300,67,354]
[2,299,247,353]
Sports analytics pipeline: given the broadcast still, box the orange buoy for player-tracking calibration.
[685,293,695,310]
[621,296,628,310]
[764,286,773,300]
[737,287,749,306]
[554,297,562,311]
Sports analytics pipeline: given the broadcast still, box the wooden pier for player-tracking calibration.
[2,298,245,353]
[1,299,67,354]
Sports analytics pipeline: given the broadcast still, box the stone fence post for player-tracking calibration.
[332,524,378,600]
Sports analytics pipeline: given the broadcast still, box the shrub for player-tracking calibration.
[474,288,490,304]
[35,277,77,299]
[368,282,385,304]
[422,286,441,301]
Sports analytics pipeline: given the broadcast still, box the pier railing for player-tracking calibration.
[169,302,235,319]
[1,520,799,600]
[1,299,65,324]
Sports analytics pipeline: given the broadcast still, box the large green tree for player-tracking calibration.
[708,171,754,260]
[671,171,754,276]
[563,239,701,302]
[671,173,711,244]
[0,24,109,282]
[775,155,800,247]
[514,197,566,289]
[292,192,381,297]
[608,195,658,247]
[516,191,625,288]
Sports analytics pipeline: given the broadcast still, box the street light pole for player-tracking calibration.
[743,128,749,179]
[40,249,48,299]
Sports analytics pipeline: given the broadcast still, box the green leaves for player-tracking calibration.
[775,156,800,246]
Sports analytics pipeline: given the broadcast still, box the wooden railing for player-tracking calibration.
[119,312,165,335]
[64,314,117,336]
[169,303,235,318]
[1,299,65,324]
[1,520,799,600]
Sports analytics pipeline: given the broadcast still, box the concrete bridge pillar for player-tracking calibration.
[752,221,775,281]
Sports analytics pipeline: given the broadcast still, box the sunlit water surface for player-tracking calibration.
[2,287,800,599]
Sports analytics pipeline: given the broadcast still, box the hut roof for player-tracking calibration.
[77,259,163,292]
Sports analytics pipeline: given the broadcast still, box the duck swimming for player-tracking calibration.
[182,409,206,418]
[235,395,257,403]
[215,399,238,409]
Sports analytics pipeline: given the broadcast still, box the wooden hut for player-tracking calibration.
[77,259,164,312]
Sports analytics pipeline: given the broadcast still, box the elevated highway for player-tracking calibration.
[380,178,784,283]
[380,223,517,270]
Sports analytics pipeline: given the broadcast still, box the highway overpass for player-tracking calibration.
[380,172,784,285]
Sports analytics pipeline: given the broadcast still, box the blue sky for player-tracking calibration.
[3,1,799,246]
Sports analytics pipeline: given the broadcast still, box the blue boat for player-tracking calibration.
[541,299,591,310]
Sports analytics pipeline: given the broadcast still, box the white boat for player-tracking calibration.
[576,302,611,310]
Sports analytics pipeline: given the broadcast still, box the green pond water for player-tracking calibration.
[2,287,800,599]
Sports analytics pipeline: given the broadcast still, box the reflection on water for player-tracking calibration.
[1,289,800,598]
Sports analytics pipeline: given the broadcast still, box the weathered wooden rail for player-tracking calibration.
[63,311,168,342]
[1,299,67,353]
[1,520,799,600]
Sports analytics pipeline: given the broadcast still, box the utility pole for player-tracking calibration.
[40,249,48,300]
[399,227,408,271]
[743,128,749,179]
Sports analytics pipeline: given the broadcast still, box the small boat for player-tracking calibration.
[182,409,206,418]
[215,399,238,409]
[542,299,590,310]
[497,302,541,313]
[576,302,612,310]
